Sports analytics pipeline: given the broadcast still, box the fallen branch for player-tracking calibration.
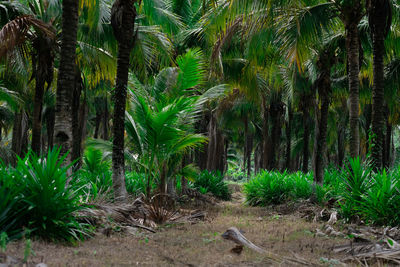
[221,227,319,266]
[221,227,265,253]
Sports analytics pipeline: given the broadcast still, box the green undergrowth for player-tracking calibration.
[244,158,400,226]
[0,148,92,243]
[193,170,231,200]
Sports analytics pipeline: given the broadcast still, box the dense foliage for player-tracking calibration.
[194,171,231,200]
[244,158,400,226]
[0,149,91,242]
[1,0,400,243]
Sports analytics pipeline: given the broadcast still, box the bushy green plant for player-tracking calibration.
[226,168,247,182]
[125,172,152,196]
[11,148,90,241]
[73,148,112,200]
[194,171,231,200]
[339,157,372,221]
[0,165,26,241]
[244,171,313,206]
[359,170,400,225]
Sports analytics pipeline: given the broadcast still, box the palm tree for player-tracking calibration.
[110,0,137,200]
[0,9,57,155]
[54,0,80,166]
[368,0,392,169]
[340,1,365,158]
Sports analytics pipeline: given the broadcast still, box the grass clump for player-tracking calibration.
[244,170,313,206]
[194,170,231,200]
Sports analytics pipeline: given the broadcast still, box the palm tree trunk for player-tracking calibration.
[243,115,248,175]
[384,119,392,169]
[370,0,389,170]
[111,0,136,200]
[11,111,23,164]
[302,105,310,173]
[46,107,55,152]
[314,67,332,184]
[71,70,83,169]
[268,102,283,170]
[364,103,372,151]
[262,96,269,169]
[285,104,292,171]
[31,79,45,154]
[206,113,217,171]
[160,162,167,194]
[247,133,253,176]
[54,0,79,166]
[346,22,361,159]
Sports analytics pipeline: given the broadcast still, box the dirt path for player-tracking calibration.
[6,194,348,266]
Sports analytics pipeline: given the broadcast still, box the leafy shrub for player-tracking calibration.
[1,149,91,242]
[339,157,372,221]
[225,168,247,182]
[359,170,400,225]
[0,165,26,241]
[73,148,112,200]
[244,171,313,206]
[125,172,152,196]
[194,171,231,200]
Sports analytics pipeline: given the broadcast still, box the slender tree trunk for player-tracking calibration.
[285,104,292,171]
[337,128,345,168]
[370,0,389,170]
[206,113,217,171]
[72,70,83,169]
[31,79,45,154]
[268,102,283,170]
[346,22,361,159]
[196,112,209,170]
[247,134,253,176]
[160,162,167,194]
[11,111,23,164]
[111,0,136,200]
[313,55,332,184]
[364,103,372,151]
[31,36,54,155]
[302,104,310,173]
[216,130,225,173]
[262,96,269,169]
[46,107,55,152]
[54,0,79,166]
[384,119,391,169]
[243,115,249,175]
[20,112,29,157]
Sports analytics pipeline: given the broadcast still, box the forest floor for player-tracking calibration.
[5,189,355,266]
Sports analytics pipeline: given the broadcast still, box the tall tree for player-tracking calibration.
[54,0,79,165]
[341,0,364,158]
[111,0,137,200]
[368,0,392,169]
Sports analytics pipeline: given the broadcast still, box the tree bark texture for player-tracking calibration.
[369,0,391,170]
[54,0,79,165]
[345,21,361,159]
[111,0,136,200]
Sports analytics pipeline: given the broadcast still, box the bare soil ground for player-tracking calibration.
[5,192,349,266]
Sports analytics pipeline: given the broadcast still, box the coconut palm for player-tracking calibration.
[0,1,58,154]
[54,0,80,168]
[110,0,137,200]
[368,0,393,169]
